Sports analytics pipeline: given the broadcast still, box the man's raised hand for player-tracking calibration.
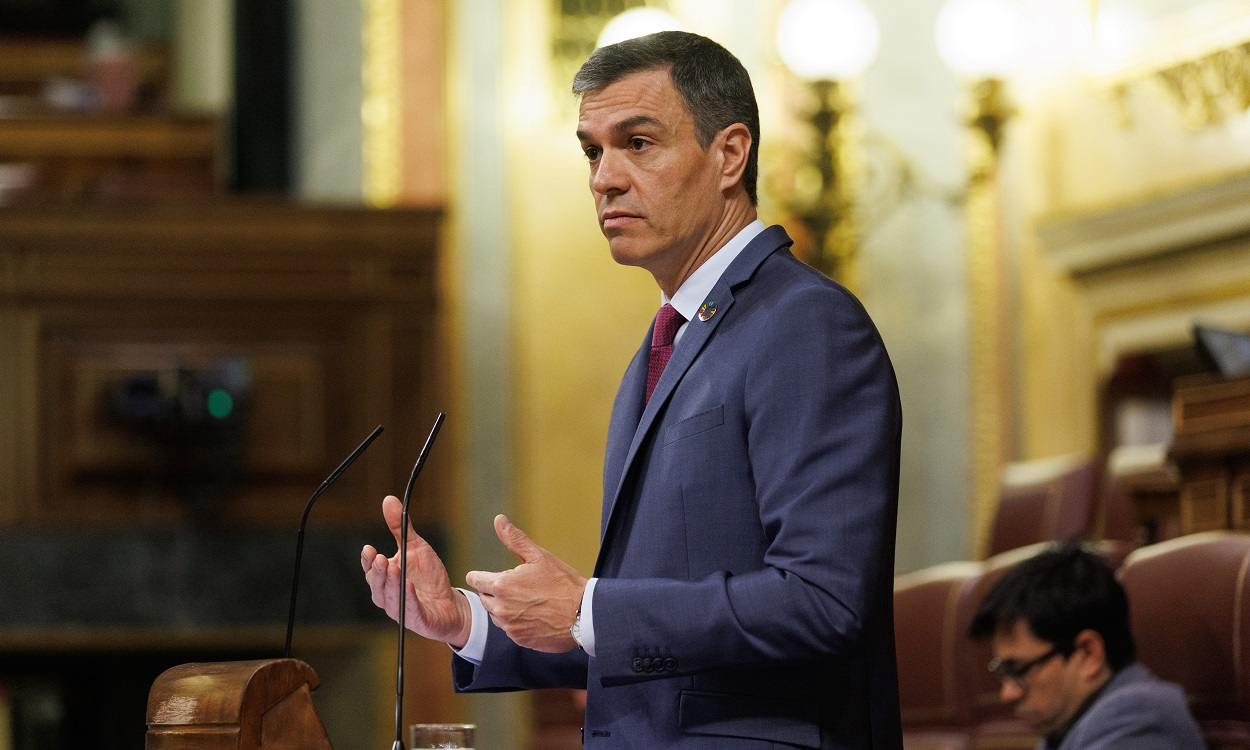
[361,495,472,648]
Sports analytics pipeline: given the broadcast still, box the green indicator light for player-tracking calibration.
[207,389,234,419]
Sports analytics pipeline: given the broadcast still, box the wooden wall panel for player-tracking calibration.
[0,202,443,529]
[0,307,16,524]
[50,342,328,475]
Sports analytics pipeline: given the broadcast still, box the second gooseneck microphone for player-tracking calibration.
[393,412,446,750]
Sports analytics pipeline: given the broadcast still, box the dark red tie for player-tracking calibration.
[645,303,685,404]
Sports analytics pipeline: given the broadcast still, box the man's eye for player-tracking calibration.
[629,138,648,151]
[583,146,601,161]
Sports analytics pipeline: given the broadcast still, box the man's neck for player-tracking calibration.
[1042,664,1118,749]
[655,199,756,298]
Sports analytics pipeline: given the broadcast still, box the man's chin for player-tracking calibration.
[1017,710,1058,735]
[605,237,650,268]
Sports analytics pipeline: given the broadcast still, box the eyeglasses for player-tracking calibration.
[987,646,1063,689]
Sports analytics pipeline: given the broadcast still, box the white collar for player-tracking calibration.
[664,219,765,322]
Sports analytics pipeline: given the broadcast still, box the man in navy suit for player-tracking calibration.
[363,31,903,748]
[970,543,1204,749]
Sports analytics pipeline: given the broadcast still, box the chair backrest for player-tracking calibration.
[988,455,1097,557]
[1097,471,1141,546]
[1119,531,1250,747]
[895,561,984,729]
[957,543,1052,725]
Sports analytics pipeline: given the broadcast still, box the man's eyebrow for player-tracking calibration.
[576,115,664,142]
[612,114,663,134]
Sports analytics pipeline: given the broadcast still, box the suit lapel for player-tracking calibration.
[601,331,649,516]
[596,225,794,563]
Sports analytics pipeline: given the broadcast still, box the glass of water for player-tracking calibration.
[409,723,475,749]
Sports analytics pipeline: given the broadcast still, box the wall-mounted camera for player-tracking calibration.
[109,358,252,507]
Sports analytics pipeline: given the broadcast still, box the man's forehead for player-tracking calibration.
[993,618,1045,650]
[576,68,685,126]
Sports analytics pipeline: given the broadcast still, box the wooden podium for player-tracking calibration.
[146,659,334,749]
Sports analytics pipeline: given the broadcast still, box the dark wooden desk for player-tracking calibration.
[1169,375,1250,534]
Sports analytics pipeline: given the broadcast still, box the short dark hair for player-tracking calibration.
[572,30,760,205]
[969,542,1136,671]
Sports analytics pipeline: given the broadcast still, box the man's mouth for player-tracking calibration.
[601,211,642,231]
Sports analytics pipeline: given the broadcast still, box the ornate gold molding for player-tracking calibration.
[1037,167,1250,276]
[1155,40,1250,129]
[1110,39,1250,130]
[1036,169,1250,379]
[362,0,401,207]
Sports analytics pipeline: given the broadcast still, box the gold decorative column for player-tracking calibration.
[935,0,1022,556]
[361,0,401,207]
[963,78,1014,555]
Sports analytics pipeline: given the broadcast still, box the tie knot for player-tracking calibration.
[651,304,684,349]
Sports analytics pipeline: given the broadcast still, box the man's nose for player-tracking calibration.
[999,680,1024,704]
[591,149,629,195]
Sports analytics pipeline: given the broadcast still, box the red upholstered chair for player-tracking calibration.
[957,545,1046,750]
[894,561,983,750]
[988,455,1098,557]
[1119,531,1250,749]
[1097,471,1142,547]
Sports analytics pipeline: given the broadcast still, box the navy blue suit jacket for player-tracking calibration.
[455,226,903,749]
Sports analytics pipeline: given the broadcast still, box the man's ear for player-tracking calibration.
[716,122,752,194]
[1073,628,1109,680]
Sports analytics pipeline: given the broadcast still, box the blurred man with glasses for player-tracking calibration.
[969,542,1203,749]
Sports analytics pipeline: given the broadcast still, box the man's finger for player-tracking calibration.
[381,495,408,546]
[382,495,437,555]
[466,569,501,596]
[493,514,543,563]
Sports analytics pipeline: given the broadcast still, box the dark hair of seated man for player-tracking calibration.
[970,540,1135,670]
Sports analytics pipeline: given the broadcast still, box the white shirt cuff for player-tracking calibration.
[450,588,488,664]
[579,577,598,657]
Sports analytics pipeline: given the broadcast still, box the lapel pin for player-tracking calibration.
[698,300,718,322]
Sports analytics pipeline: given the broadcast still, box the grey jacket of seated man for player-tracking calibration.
[1042,662,1204,750]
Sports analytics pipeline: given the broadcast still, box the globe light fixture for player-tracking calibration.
[934,0,1021,80]
[776,0,880,81]
[596,7,685,49]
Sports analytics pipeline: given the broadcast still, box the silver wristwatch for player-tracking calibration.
[570,605,585,652]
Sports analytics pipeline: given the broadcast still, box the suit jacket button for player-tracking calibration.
[632,657,643,673]
[642,657,654,672]
[663,657,677,671]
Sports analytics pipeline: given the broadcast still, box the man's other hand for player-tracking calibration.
[466,514,587,653]
[361,495,472,648]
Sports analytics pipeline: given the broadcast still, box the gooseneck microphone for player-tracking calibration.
[284,424,385,659]
[393,412,446,750]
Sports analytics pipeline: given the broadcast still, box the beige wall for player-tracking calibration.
[501,0,655,571]
[1010,7,1250,460]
